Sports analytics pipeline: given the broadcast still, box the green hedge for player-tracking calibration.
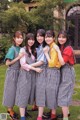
[0,35,12,62]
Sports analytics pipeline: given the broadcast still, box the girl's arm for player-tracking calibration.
[43,45,62,67]
[43,46,57,67]
[44,51,58,67]
[6,53,24,66]
[30,51,45,67]
[20,51,42,73]
[57,50,65,65]
[29,66,42,73]
[30,61,44,67]
[44,52,50,61]
[43,46,50,61]
[53,44,65,65]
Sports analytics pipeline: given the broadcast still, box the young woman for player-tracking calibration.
[43,30,61,120]
[3,31,24,120]
[15,33,42,120]
[53,30,75,120]
[30,29,47,120]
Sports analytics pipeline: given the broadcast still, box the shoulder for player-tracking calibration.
[52,42,58,49]
[8,46,15,51]
[36,45,42,52]
[20,47,26,53]
[52,42,58,48]
[64,46,73,52]
[5,46,15,60]
[6,46,15,54]
[63,46,73,56]
[64,46,72,50]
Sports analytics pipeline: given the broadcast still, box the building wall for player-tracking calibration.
[25,1,38,11]
[65,2,80,61]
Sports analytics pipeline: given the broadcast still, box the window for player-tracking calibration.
[66,5,80,49]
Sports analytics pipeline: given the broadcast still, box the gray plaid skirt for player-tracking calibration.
[15,69,36,108]
[36,66,60,109]
[58,64,75,107]
[3,68,19,107]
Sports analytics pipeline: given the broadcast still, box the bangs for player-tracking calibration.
[37,29,45,37]
[14,31,22,38]
[58,31,67,38]
[26,33,35,40]
[37,33,44,37]
[45,33,53,37]
[45,30,55,38]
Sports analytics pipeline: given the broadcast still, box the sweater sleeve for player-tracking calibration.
[62,46,73,63]
[20,48,31,71]
[5,47,15,60]
[48,48,58,67]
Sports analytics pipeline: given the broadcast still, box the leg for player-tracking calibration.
[51,109,57,120]
[20,108,26,120]
[62,106,69,120]
[57,106,70,118]
[37,107,44,120]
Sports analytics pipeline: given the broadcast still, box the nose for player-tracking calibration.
[38,36,41,39]
[30,40,34,42]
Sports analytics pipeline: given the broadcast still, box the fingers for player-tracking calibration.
[36,68,43,73]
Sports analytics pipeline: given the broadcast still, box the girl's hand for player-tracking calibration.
[53,44,60,52]
[43,46,49,53]
[35,68,43,73]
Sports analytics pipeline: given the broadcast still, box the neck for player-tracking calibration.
[15,44,19,47]
[50,41,54,46]
[28,46,31,49]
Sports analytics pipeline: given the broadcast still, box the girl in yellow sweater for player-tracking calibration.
[43,30,61,120]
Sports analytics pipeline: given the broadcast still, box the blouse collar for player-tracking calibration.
[49,42,55,49]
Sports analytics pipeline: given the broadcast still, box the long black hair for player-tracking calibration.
[36,29,46,48]
[57,30,70,49]
[25,33,36,57]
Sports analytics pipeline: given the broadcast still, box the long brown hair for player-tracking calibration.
[36,29,46,48]
[57,30,70,49]
[25,33,36,57]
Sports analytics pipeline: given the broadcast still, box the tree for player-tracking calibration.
[28,0,67,32]
[0,0,67,33]
[0,1,30,62]
[0,0,10,11]
[0,2,31,33]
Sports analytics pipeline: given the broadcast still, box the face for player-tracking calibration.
[45,36,54,45]
[36,33,44,44]
[14,35,23,46]
[28,39,35,47]
[58,34,67,45]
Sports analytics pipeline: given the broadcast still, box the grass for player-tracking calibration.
[0,64,80,120]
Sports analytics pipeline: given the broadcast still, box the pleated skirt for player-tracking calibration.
[36,66,60,109]
[58,64,75,107]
